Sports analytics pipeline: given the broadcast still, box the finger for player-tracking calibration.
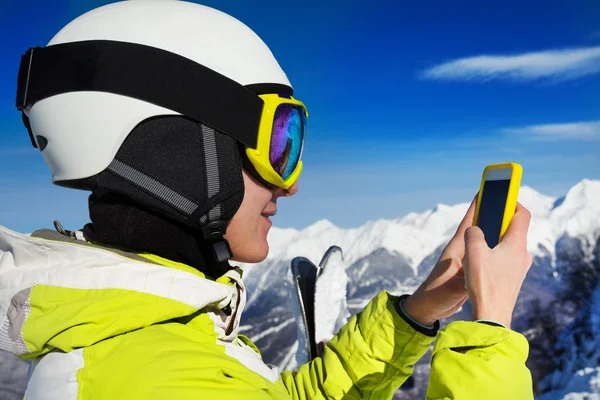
[501,202,531,248]
[465,225,488,256]
[441,194,478,260]
[463,226,488,282]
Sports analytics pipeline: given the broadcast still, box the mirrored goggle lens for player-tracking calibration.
[269,103,306,180]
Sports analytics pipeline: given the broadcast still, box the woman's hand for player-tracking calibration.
[463,203,533,328]
[403,196,534,330]
[401,196,477,326]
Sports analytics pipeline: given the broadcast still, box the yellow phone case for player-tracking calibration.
[473,162,523,243]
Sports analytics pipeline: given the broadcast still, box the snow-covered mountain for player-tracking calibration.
[239,179,600,399]
[241,180,599,312]
[538,279,600,400]
[245,179,599,279]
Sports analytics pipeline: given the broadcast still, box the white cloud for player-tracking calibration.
[420,47,600,82]
[503,121,600,141]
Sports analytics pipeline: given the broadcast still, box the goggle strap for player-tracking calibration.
[16,41,271,148]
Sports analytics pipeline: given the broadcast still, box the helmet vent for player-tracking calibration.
[36,135,48,151]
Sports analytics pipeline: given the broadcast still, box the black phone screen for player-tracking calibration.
[477,179,511,248]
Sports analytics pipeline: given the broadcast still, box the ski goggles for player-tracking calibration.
[245,94,308,189]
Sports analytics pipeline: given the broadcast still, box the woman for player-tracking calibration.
[1,1,534,399]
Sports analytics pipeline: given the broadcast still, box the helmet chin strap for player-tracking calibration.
[201,220,233,264]
[199,124,234,263]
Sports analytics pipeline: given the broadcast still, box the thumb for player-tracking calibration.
[465,225,487,250]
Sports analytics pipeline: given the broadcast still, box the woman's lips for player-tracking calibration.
[261,215,273,227]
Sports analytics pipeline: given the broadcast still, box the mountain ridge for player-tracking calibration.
[239,179,600,283]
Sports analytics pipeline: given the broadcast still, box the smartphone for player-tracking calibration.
[473,162,522,248]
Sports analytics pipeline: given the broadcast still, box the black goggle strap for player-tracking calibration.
[16,40,293,149]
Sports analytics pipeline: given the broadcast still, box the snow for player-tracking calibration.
[280,340,299,372]
[538,279,600,399]
[539,368,600,400]
[314,247,350,344]
[518,185,557,215]
[250,318,295,343]
[259,206,467,276]
[354,260,371,282]
[552,180,600,248]
[398,202,470,237]
[518,181,600,260]
[242,179,600,277]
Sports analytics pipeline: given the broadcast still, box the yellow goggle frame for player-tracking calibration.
[245,94,308,189]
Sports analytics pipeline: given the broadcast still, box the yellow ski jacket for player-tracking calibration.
[0,226,533,399]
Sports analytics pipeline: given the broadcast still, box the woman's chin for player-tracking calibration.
[231,241,269,264]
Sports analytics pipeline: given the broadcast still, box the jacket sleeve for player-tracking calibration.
[426,321,534,400]
[276,290,436,400]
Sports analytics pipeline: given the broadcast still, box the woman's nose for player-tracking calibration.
[286,182,299,197]
[274,182,299,198]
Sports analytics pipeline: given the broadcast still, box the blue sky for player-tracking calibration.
[0,0,599,233]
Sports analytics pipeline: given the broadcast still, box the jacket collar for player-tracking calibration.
[0,225,246,359]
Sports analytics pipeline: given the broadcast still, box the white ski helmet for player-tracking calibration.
[16,0,296,262]
[19,0,292,182]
